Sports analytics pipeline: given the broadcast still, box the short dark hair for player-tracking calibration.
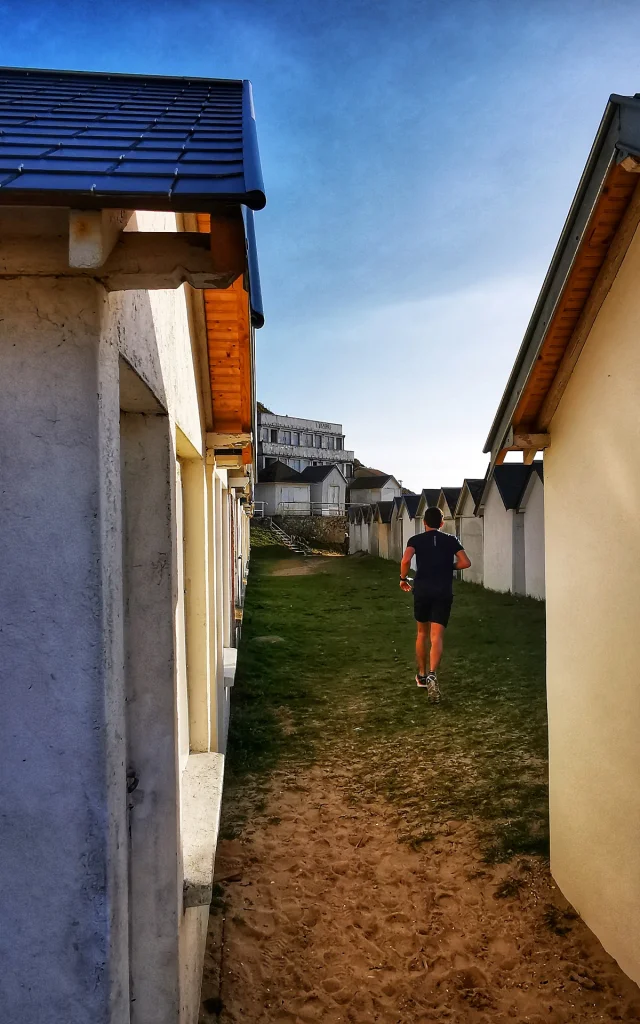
[424,506,443,529]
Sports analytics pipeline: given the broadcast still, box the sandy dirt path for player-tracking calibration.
[200,765,640,1024]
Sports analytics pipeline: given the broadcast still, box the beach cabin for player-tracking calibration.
[484,90,640,983]
[255,460,311,516]
[349,472,402,505]
[437,487,462,536]
[400,494,422,552]
[0,66,266,1024]
[479,464,536,595]
[454,479,485,585]
[300,463,347,513]
[348,504,369,554]
[371,501,394,559]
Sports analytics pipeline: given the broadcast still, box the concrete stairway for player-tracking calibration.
[268,518,313,556]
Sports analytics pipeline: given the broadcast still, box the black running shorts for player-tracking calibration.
[413,593,453,627]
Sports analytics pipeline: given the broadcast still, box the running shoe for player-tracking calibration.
[426,673,441,703]
[415,674,428,688]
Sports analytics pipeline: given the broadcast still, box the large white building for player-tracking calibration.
[257,410,355,478]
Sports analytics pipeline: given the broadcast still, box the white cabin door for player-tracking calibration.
[281,486,297,512]
[328,484,340,510]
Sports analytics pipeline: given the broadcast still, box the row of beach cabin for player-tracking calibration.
[348,463,545,600]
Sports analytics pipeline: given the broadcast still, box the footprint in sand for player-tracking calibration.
[321,977,341,994]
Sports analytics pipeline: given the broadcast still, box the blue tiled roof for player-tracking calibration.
[0,66,265,211]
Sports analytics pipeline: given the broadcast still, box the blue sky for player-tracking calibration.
[3,1,640,489]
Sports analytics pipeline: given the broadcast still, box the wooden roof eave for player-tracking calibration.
[485,96,640,466]
[197,212,255,453]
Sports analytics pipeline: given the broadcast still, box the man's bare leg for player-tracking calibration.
[416,621,430,677]
[429,623,445,674]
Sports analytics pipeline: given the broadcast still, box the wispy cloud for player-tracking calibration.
[258,274,540,491]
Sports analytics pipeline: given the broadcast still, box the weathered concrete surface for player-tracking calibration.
[181,753,225,909]
[0,278,129,1024]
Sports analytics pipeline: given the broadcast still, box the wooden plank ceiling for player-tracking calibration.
[512,163,639,432]
[197,213,252,438]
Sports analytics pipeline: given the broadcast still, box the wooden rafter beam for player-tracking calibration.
[209,208,246,281]
[68,209,132,268]
[496,429,550,465]
[0,231,241,291]
[506,430,551,451]
[206,431,252,451]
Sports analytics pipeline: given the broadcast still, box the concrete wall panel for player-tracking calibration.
[0,279,128,1024]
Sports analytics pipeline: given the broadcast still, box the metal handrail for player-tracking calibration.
[274,501,347,516]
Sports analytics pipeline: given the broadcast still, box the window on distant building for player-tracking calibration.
[336,437,343,450]
[327,436,335,450]
[321,436,328,448]
[345,464,353,477]
[291,431,299,446]
[281,430,291,444]
[304,433,313,446]
[270,429,278,442]
[314,434,321,447]
[265,457,276,465]
[260,427,269,441]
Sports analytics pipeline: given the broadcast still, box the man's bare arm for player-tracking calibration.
[400,546,415,590]
[455,549,471,571]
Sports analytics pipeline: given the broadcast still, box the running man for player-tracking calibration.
[399,507,471,701]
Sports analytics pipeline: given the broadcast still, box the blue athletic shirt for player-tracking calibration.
[407,530,463,598]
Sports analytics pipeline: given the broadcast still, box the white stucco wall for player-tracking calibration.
[377,522,390,559]
[544,223,640,987]
[402,511,419,550]
[369,521,380,557]
[522,473,545,600]
[457,490,484,585]
[482,481,514,593]
[390,510,404,562]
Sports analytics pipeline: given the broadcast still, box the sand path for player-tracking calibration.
[200,765,640,1024]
